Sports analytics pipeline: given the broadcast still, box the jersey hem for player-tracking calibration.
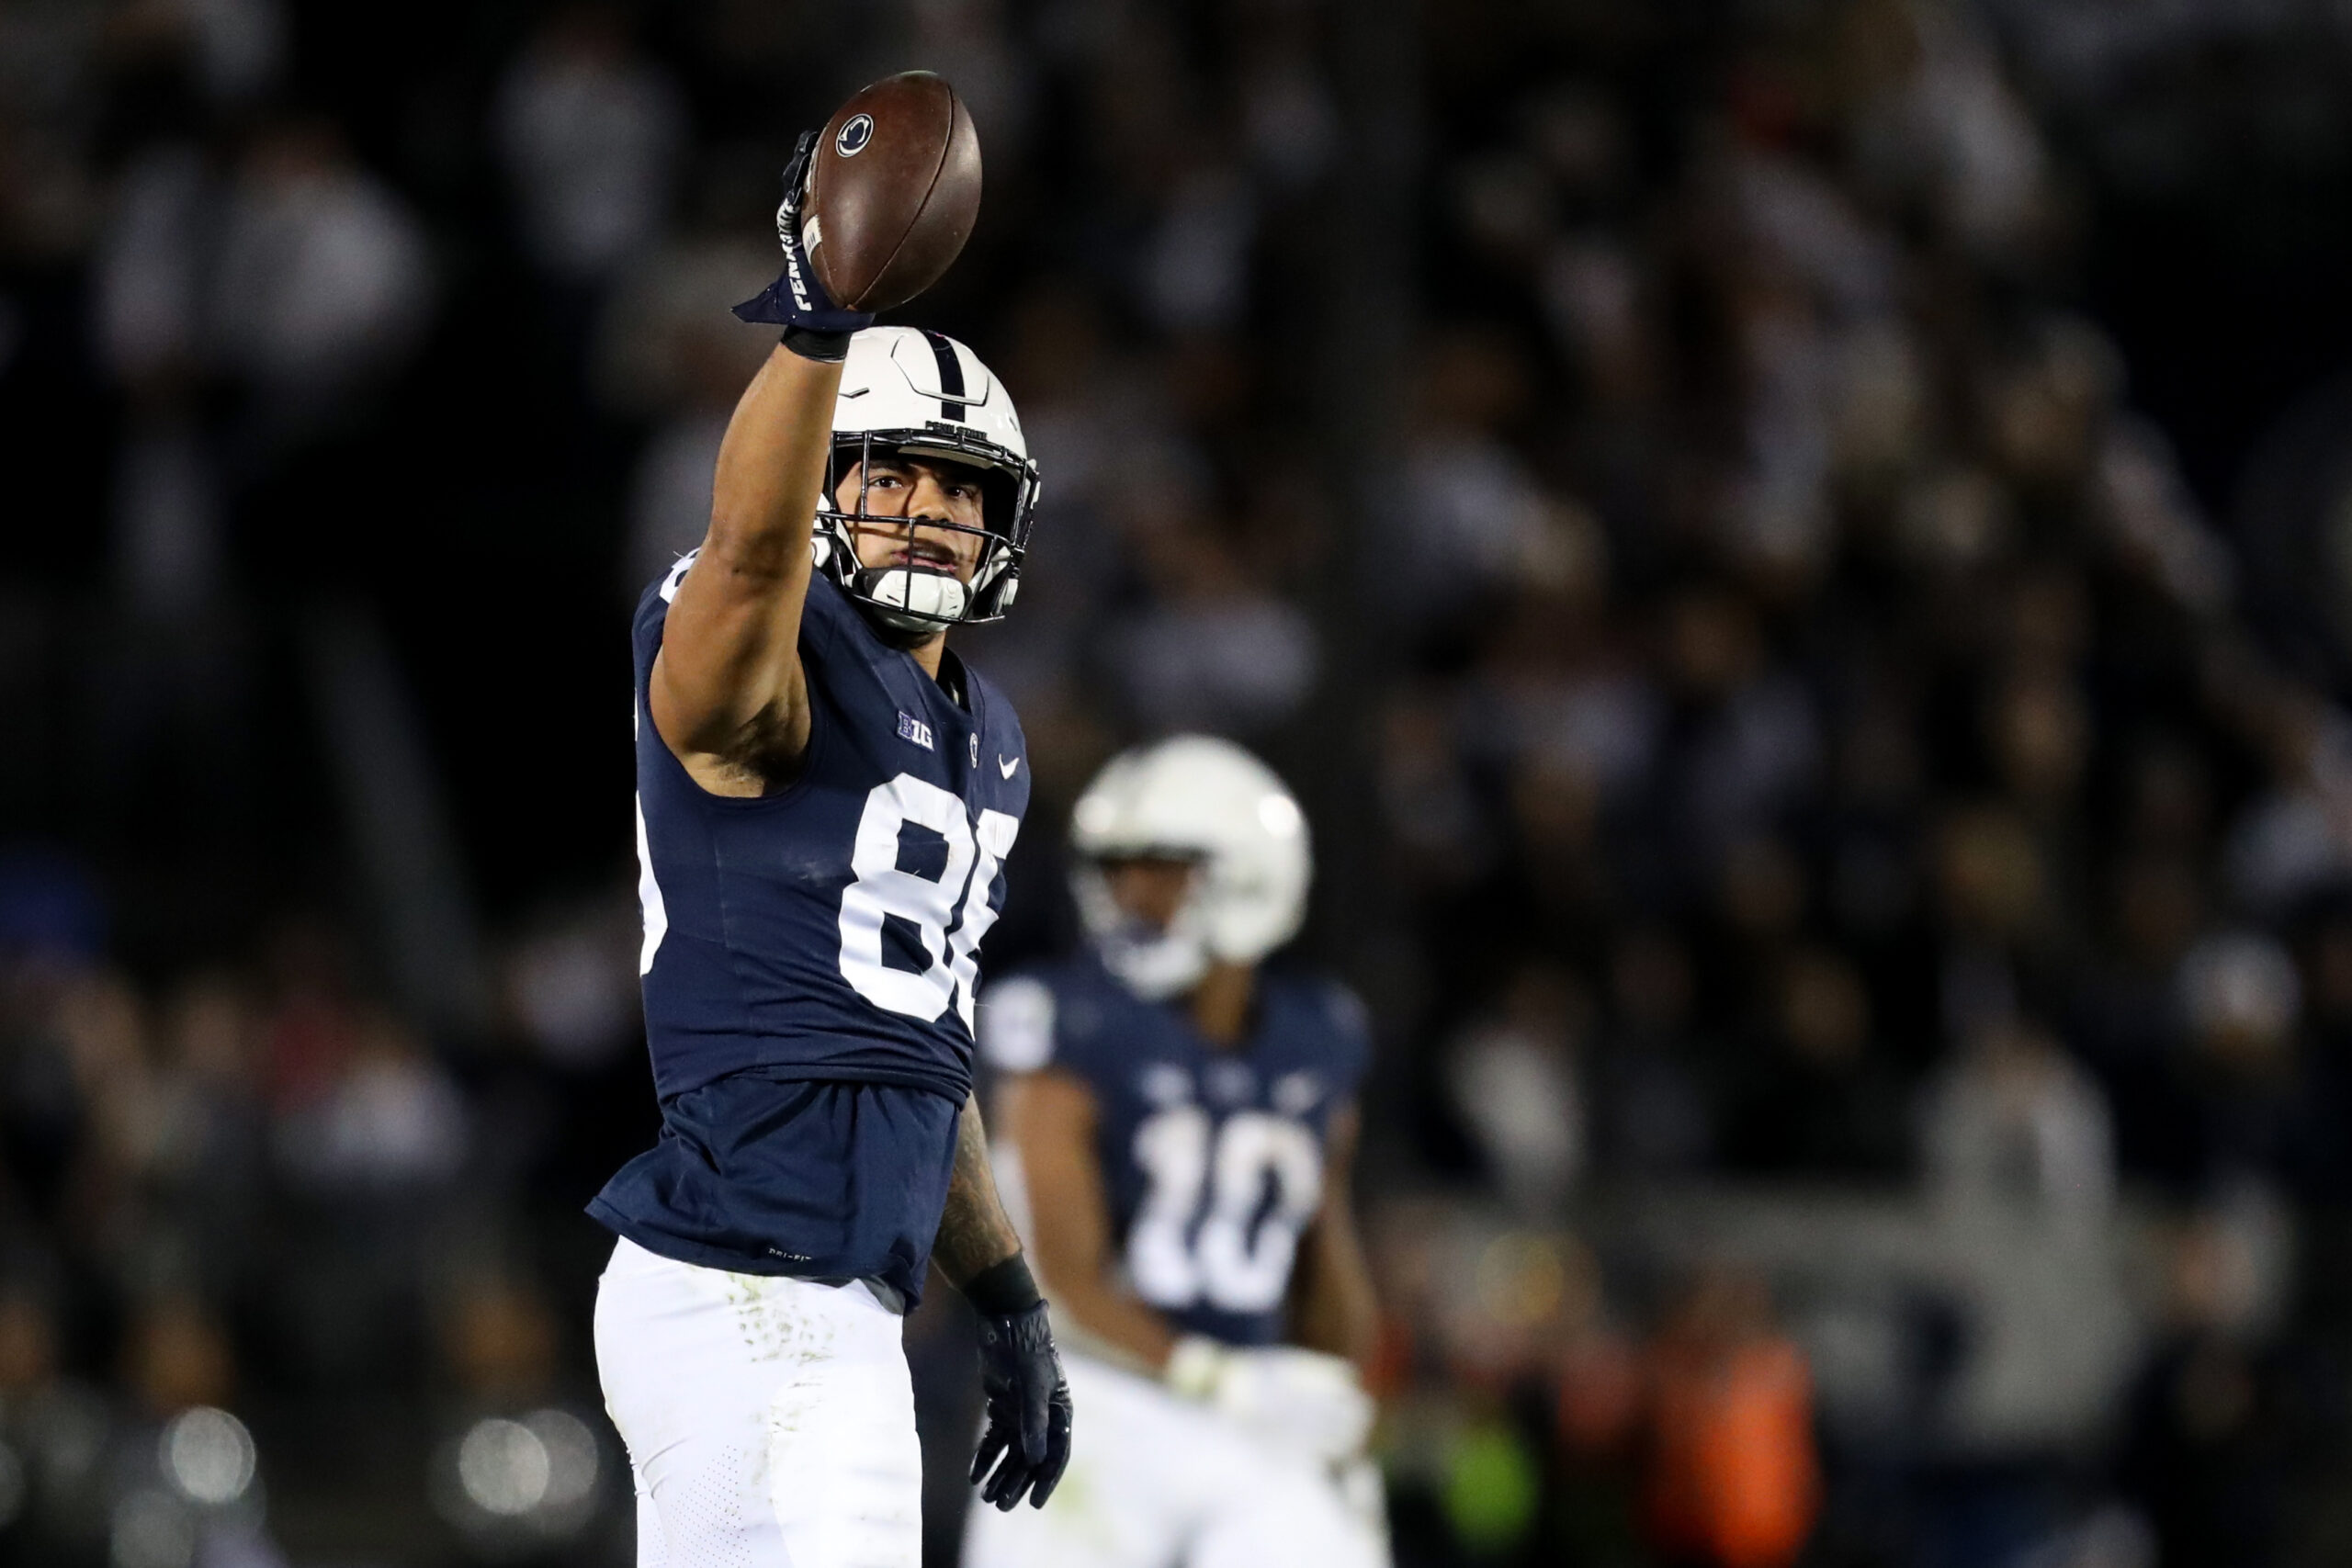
[662,1060,972,1104]
[586,1200,915,1303]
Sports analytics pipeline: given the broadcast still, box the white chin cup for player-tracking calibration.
[860,566,969,622]
[1097,924,1210,1000]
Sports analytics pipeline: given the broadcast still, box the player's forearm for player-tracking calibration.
[1291,1214,1381,1371]
[933,1092,1024,1287]
[1048,1277,1179,1372]
[1290,1105,1379,1371]
[704,343,842,578]
[651,344,839,762]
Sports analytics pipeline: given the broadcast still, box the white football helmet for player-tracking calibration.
[1069,736,1312,998]
[816,325,1040,638]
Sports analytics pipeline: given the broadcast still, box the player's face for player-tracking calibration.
[837,454,989,583]
[1098,855,1199,934]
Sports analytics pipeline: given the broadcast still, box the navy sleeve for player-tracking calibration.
[797,570,854,661]
[978,966,1123,1091]
[638,550,852,673]
[634,557,687,675]
[977,971,1057,1075]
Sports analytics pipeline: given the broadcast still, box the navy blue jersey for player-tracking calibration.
[591,556,1030,1303]
[979,953,1371,1348]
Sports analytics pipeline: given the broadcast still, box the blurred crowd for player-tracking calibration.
[8,0,2352,1565]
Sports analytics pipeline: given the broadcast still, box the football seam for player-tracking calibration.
[847,89,961,310]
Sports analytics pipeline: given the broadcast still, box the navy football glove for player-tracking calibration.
[970,1298,1074,1510]
[732,130,874,356]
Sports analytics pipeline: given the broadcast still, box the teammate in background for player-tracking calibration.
[588,129,1071,1568]
[964,736,1390,1568]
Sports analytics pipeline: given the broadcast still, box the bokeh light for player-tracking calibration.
[456,1417,551,1517]
[109,1489,196,1568]
[524,1407,601,1511]
[159,1405,257,1507]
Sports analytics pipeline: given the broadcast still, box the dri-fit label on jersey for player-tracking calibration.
[980,953,1370,1348]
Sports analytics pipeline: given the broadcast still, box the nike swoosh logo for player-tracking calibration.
[998,754,1020,779]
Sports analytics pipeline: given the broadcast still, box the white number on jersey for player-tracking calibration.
[635,793,667,976]
[633,694,669,976]
[1126,1109,1322,1314]
[837,773,1019,1027]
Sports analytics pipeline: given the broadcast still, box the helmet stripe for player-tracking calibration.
[920,330,967,421]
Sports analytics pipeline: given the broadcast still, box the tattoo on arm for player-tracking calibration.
[935,1092,1023,1288]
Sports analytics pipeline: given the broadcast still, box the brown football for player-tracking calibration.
[803,72,982,313]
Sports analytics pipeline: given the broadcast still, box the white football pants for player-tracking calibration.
[961,1351,1390,1568]
[594,1236,922,1568]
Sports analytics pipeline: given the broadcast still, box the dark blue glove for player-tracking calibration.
[733,130,874,355]
[969,1297,1074,1511]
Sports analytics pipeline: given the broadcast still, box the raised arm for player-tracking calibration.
[647,343,839,790]
[1002,1067,1181,1371]
[1286,1102,1380,1372]
[650,131,875,793]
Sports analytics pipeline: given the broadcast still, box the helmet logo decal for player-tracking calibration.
[834,114,876,157]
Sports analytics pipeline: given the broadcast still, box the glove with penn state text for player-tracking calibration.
[1167,1337,1374,1466]
[967,1257,1074,1510]
[732,130,874,358]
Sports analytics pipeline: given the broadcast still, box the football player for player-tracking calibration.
[964,736,1390,1568]
[588,130,1072,1568]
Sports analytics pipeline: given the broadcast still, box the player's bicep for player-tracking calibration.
[1002,1068,1113,1293]
[649,547,814,770]
[647,340,841,775]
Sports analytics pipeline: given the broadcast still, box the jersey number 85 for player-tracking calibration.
[839,774,1019,1032]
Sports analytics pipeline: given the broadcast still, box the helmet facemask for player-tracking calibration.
[1073,853,1216,1001]
[815,427,1037,644]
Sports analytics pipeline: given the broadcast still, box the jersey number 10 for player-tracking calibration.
[1128,1108,1322,1315]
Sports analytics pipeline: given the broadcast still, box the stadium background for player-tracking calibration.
[8,0,2352,1563]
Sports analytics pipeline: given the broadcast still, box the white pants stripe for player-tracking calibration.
[594,1237,922,1568]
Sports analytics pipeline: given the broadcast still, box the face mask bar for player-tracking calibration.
[815,427,1040,631]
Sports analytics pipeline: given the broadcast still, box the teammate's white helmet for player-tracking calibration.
[815,326,1040,638]
[1069,736,1312,999]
